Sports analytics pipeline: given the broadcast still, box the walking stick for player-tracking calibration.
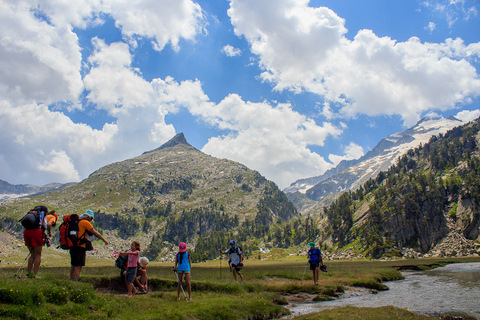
[220,253,222,280]
[15,251,31,278]
[301,261,309,282]
[174,269,188,302]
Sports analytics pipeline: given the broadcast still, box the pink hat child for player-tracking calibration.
[179,242,187,252]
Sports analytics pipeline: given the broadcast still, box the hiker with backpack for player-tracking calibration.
[219,240,244,281]
[173,242,192,301]
[69,209,108,280]
[20,205,49,278]
[307,241,324,285]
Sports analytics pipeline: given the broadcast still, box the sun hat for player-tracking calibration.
[229,240,235,245]
[309,241,315,248]
[139,257,149,268]
[179,242,187,252]
[84,209,95,220]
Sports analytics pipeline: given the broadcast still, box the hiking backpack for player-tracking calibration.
[309,247,321,263]
[19,206,47,229]
[115,255,128,269]
[59,214,80,249]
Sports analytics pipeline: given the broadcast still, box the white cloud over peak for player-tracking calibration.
[455,109,480,122]
[228,0,480,126]
[328,142,365,166]
[198,94,342,188]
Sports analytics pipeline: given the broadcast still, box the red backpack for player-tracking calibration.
[59,214,80,249]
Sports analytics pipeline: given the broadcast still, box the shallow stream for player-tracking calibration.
[285,262,480,318]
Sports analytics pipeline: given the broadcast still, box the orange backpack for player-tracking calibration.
[59,214,80,249]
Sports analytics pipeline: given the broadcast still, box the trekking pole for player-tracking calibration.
[15,251,31,278]
[174,269,188,302]
[301,261,308,282]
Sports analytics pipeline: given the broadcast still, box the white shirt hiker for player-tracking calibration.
[225,246,242,265]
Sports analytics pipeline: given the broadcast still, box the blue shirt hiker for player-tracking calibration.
[307,241,323,285]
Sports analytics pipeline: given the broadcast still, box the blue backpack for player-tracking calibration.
[309,248,321,263]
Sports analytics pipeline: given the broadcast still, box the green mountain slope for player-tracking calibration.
[316,118,480,258]
[0,133,297,261]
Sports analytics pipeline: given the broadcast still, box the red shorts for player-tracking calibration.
[24,228,44,247]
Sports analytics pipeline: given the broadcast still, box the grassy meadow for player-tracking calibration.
[1,253,480,320]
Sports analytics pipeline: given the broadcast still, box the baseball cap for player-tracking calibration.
[179,242,187,252]
[309,241,315,248]
[229,240,235,245]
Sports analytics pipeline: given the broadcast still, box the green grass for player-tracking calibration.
[1,257,479,319]
[0,275,286,320]
[289,306,436,319]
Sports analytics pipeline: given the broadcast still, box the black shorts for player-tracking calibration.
[70,246,87,267]
[310,262,320,270]
[231,263,243,272]
[125,267,137,283]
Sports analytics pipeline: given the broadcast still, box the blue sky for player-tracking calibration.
[1,0,479,189]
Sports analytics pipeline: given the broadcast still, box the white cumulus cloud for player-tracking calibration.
[228,0,480,126]
[328,142,365,166]
[222,44,242,57]
[197,94,342,188]
[455,109,480,122]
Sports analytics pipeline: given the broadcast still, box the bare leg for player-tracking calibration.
[27,246,42,277]
[126,281,137,297]
[32,246,42,274]
[177,273,184,300]
[27,246,34,274]
[235,270,244,281]
[136,269,148,291]
[70,266,82,280]
[184,273,191,301]
[313,268,319,285]
[134,276,143,291]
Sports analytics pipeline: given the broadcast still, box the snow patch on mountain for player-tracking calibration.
[285,117,463,202]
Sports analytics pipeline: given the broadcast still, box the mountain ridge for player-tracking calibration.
[285,117,463,205]
[0,134,297,262]
[316,117,480,258]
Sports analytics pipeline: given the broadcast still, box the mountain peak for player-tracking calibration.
[143,133,194,154]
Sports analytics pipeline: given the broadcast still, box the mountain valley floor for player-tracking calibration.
[1,255,479,320]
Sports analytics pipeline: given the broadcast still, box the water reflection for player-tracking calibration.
[286,262,480,318]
